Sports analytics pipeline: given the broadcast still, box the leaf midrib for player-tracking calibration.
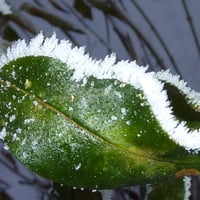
[0,79,183,165]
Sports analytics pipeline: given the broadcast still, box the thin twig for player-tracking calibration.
[182,0,200,56]
[60,0,114,55]
[109,17,137,60]
[130,0,182,75]
[107,0,166,69]
[104,13,112,55]
[139,40,153,69]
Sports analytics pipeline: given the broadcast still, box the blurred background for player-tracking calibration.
[0,0,200,199]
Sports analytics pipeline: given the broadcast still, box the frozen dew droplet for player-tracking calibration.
[71,95,75,102]
[33,100,38,106]
[24,118,35,124]
[81,77,88,86]
[104,85,112,95]
[137,133,141,137]
[68,106,73,111]
[22,152,28,159]
[90,81,94,87]
[111,115,117,121]
[16,128,22,134]
[12,133,19,141]
[121,108,127,115]
[9,114,16,122]
[75,163,82,171]
[32,140,38,146]
[11,70,16,79]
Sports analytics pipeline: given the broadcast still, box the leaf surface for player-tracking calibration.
[0,35,200,189]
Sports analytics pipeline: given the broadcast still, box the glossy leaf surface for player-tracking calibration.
[0,53,200,189]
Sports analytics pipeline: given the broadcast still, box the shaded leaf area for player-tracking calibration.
[0,142,197,200]
[163,83,200,129]
[0,55,200,190]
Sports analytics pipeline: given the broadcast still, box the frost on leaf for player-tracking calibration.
[0,33,200,189]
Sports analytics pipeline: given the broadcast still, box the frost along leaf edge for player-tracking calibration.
[0,33,200,189]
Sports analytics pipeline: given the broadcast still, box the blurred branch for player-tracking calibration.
[106,1,166,69]
[21,2,85,34]
[109,17,137,60]
[56,0,114,55]
[74,0,92,19]
[33,0,44,7]
[49,0,67,13]
[139,40,153,69]
[182,0,200,57]
[87,0,119,18]
[8,12,37,35]
[130,0,181,75]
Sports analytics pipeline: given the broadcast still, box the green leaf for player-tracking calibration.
[0,33,200,189]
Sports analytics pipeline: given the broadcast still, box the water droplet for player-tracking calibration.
[114,91,122,99]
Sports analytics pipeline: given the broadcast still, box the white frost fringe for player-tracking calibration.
[0,0,12,15]
[0,32,200,152]
[156,70,200,110]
